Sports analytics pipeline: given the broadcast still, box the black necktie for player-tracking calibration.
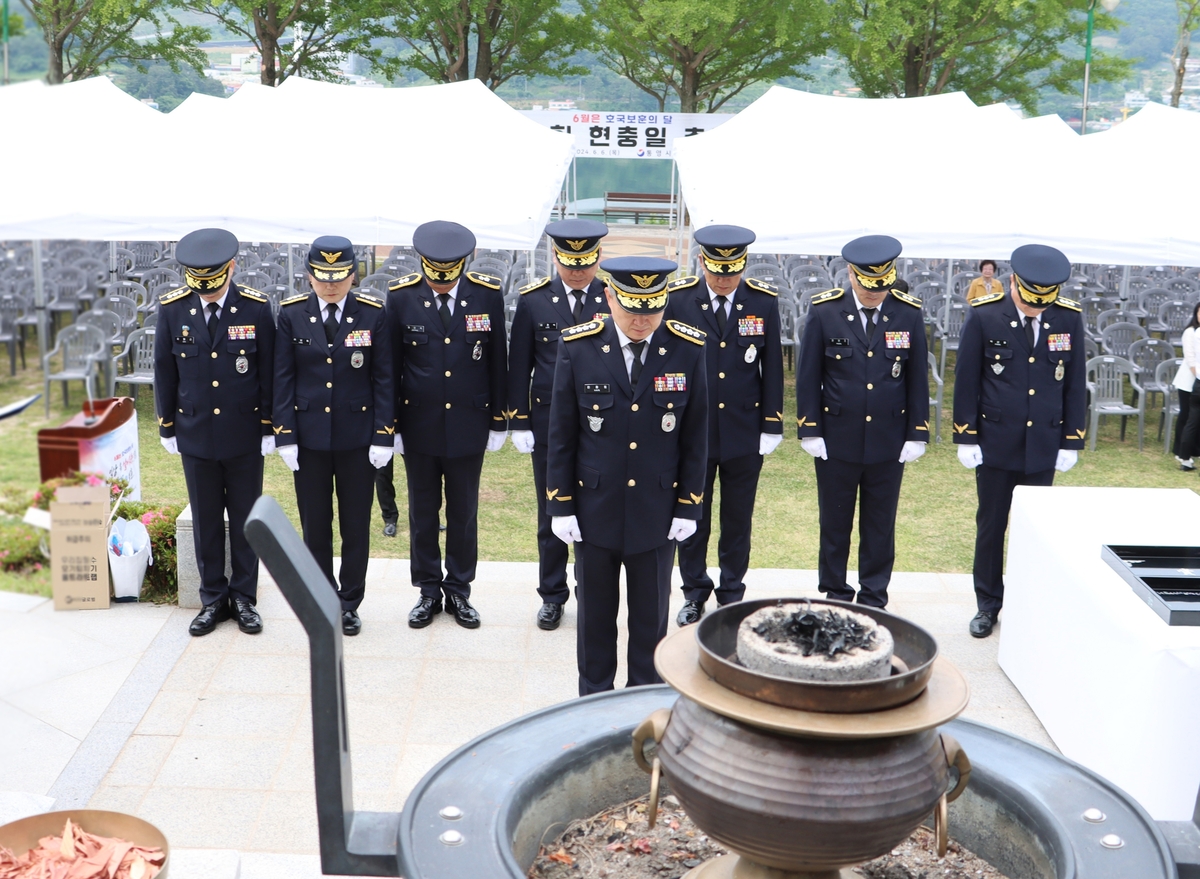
[629,340,646,388]
[324,303,338,346]
[438,293,452,331]
[863,307,877,342]
[1024,315,1036,349]
[206,302,220,338]
[715,296,727,335]
[571,291,583,324]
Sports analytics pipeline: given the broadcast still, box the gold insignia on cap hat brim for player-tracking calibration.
[1014,273,1060,306]
[614,290,668,312]
[311,266,353,282]
[701,251,748,275]
[420,256,466,283]
[185,265,232,291]
[553,243,600,267]
[851,262,898,289]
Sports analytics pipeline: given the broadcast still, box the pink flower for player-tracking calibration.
[32,491,41,501]
[33,563,42,570]
[111,484,121,495]
[85,475,102,487]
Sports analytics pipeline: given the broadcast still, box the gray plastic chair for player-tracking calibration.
[43,324,105,415]
[1152,300,1192,344]
[927,352,944,442]
[1095,309,1137,336]
[1127,337,1176,415]
[933,294,969,378]
[114,326,157,401]
[778,296,798,371]
[99,293,139,335]
[1100,321,1149,358]
[1157,358,1183,452]
[1086,355,1144,451]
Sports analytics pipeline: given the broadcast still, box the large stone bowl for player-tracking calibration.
[0,809,170,878]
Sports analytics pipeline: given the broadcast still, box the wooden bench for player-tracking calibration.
[602,191,674,224]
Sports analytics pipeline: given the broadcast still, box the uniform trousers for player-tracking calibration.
[678,454,763,605]
[181,451,262,607]
[973,464,1054,614]
[1174,389,1194,460]
[813,456,905,608]
[531,433,571,605]
[403,450,485,602]
[575,540,674,696]
[293,446,374,612]
[374,458,400,524]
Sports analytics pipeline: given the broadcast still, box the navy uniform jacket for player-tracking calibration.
[952,292,1087,472]
[546,318,709,555]
[272,291,394,451]
[387,272,508,458]
[506,275,607,437]
[796,288,930,464]
[154,283,275,460]
[664,275,784,461]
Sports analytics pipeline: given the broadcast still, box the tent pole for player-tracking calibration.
[32,240,49,406]
[669,160,678,230]
[109,240,118,283]
[572,156,578,218]
[1119,263,1131,303]
[288,245,295,294]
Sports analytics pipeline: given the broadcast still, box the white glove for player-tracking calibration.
[957,444,983,469]
[898,441,926,464]
[278,443,300,472]
[668,517,697,542]
[393,433,404,455]
[160,436,179,455]
[800,436,828,460]
[1055,449,1078,473]
[759,433,783,456]
[261,436,276,457]
[486,430,508,452]
[511,430,535,454]
[368,445,394,469]
[551,515,582,544]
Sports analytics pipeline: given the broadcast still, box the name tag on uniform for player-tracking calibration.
[345,330,372,347]
[654,373,687,392]
[405,324,425,333]
[987,339,1008,347]
[584,383,610,394]
[465,314,491,332]
[885,331,910,349]
[1048,333,1071,352]
[537,322,558,331]
[829,338,850,346]
[292,337,310,346]
[227,325,256,340]
[738,316,764,336]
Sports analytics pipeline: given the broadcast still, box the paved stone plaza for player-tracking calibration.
[0,560,1050,878]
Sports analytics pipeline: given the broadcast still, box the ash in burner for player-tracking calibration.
[753,600,876,659]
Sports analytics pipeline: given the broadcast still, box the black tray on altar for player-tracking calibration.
[1101,544,1200,626]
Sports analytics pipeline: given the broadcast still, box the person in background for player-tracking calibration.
[966,260,1003,302]
[1173,302,1200,471]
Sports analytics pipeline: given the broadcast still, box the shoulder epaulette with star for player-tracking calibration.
[467,271,502,290]
[810,287,844,305]
[355,293,384,308]
[158,286,190,305]
[1055,296,1082,312]
[970,291,1005,307]
[668,276,699,292]
[561,320,604,342]
[890,288,922,308]
[237,286,268,303]
[746,278,779,296]
[520,276,551,295]
[281,294,309,307]
[667,319,706,345]
[388,273,421,292]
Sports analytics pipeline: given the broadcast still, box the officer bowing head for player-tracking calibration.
[177,228,239,305]
[600,256,677,340]
[307,235,357,308]
[694,224,755,298]
[1008,243,1071,318]
[547,219,608,294]
[413,220,476,296]
[842,234,903,304]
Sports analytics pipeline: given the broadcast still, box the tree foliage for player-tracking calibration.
[112,59,226,111]
[1171,0,1200,106]
[185,0,387,86]
[829,0,1131,115]
[18,0,209,84]
[373,0,593,90]
[586,0,830,113]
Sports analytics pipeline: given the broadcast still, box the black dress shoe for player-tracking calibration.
[232,599,263,635]
[536,601,564,630]
[676,600,706,627]
[408,596,442,628]
[189,601,230,636]
[342,610,362,636]
[969,611,997,638]
[383,520,398,537]
[447,594,481,629]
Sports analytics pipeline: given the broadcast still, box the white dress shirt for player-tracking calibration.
[850,288,883,333]
[612,322,649,380]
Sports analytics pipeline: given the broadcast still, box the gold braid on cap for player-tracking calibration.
[553,243,600,267]
[420,255,466,283]
[310,264,353,282]
[850,260,898,290]
[607,271,670,311]
[184,264,231,291]
[700,246,748,275]
[1013,273,1060,306]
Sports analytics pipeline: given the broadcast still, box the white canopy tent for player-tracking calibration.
[673,86,1200,266]
[0,76,574,249]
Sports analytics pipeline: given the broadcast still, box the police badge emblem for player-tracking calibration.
[552,296,559,303]
[745,344,757,364]
[1055,360,1065,381]
[472,340,482,361]
[588,416,603,432]
[992,363,1005,375]
[235,356,249,374]
[189,308,197,315]
[892,359,902,378]
[310,316,317,323]
[662,412,677,432]
[351,351,364,369]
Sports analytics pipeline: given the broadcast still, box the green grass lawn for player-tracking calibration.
[0,327,1191,598]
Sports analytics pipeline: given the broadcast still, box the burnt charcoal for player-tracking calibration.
[752,602,875,658]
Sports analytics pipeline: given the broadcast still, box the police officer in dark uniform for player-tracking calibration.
[386,221,509,629]
[665,225,784,626]
[546,257,709,696]
[796,235,930,609]
[273,236,394,636]
[154,228,276,636]
[953,244,1086,638]
[507,219,610,630]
